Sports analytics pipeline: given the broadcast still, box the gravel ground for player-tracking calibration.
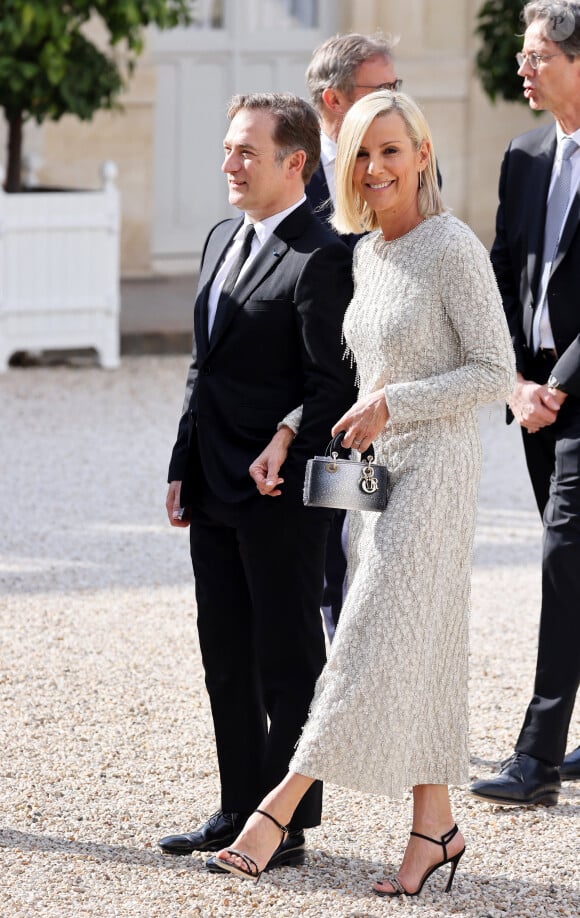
[1,355,578,918]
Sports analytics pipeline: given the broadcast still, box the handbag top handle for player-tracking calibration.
[327,431,376,463]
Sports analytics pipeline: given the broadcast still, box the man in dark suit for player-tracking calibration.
[304,33,400,636]
[470,0,580,807]
[158,92,355,865]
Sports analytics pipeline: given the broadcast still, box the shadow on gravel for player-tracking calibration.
[0,829,198,872]
[263,850,580,915]
[1,829,578,914]
[470,754,505,769]
[0,524,191,597]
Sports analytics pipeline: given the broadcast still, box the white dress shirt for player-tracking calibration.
[207,196,306,336]
[320,131,337,205]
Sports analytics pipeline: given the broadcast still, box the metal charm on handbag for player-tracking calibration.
[303,432,388,512]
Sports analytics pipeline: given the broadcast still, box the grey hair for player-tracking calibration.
[523,1,580,56]
[306,32,398,112]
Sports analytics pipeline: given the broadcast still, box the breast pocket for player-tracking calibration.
[235,298,298,375]
[244,298,293,314]
[240,298,296,339]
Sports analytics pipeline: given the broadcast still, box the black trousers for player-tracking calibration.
[188,479,330,830]
[322,509,347,630]
[516,353,580,765]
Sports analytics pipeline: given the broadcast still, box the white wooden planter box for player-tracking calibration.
[0,161,120,371]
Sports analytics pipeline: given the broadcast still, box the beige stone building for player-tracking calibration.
[1,0,550,276]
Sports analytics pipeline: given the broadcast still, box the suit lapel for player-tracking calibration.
[306,163,332,223]
[528,129,557,301]
[208,236,290,348]
[554,178,580,274]
[196,218,242,355]
[207,203,310,352]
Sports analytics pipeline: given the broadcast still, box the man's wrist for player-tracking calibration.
[547,374,566,394]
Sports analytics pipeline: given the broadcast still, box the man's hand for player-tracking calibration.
[166,480,190,527]
[249,426,295,497]
[332,388,389,453]
[509,373,565,433]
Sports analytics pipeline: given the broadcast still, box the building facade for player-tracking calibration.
[1,0,549,275]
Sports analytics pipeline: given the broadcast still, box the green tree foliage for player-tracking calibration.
[475,0,527,104]
[0,1,191,190]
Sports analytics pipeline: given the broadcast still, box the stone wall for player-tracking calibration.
[40,64,157,278]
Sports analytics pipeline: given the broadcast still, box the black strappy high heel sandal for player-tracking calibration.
[374,824,465,897]
[214,809,289,883]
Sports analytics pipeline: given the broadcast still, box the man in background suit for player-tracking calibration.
[470,0,580,807]
[304,32,400,636]
[158,92,355,866]
[305,32,400,240]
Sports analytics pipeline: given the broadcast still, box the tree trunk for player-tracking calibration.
[5,113,23,192]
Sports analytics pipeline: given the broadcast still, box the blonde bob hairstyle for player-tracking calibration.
[332,91,444,235]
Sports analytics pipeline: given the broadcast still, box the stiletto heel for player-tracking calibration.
[374,823,465,898]
[213,809,289,883]
[445,847,464,892]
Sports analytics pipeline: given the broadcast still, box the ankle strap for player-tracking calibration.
[410,823,458,861]
[255,808,289,836]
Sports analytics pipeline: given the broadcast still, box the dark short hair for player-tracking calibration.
[227,92,321,184]
[306,32,397,111]
[523,1,580,56]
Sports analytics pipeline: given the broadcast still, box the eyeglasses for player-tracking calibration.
[515,51,565,70]
[354,80,403,92]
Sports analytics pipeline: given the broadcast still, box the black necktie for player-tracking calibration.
[209,223,255,342]
[218,223,256,303]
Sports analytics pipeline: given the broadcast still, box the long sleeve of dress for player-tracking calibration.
[383,223,516,424]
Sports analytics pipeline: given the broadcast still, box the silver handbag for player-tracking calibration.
[303,433,388,512]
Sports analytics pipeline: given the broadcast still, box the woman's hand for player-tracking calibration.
[332,389,389,453]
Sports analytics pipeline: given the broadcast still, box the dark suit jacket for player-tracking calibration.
[491,123,580,396]
[305,162,361,251]
[168,200,356,504]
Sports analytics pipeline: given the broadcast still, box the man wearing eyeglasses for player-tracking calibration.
[469,0,580,807]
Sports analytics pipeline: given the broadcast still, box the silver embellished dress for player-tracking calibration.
[291,214,515,797]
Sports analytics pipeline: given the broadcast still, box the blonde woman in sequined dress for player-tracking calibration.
[211,92,516,897]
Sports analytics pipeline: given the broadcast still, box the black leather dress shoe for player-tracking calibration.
[158,811,246,854]
[469,753,560,806]
[560,745,580,781]
[205,829,306,874]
